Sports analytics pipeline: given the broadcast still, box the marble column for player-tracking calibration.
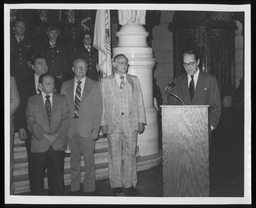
[113,20,159,156]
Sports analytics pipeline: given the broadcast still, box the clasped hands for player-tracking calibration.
[43,133,59,145]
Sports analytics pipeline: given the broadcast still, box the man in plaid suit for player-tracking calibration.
[100,54,146,196]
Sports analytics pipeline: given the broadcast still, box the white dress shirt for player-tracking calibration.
[187,68,200,89]
[115,73,127,88]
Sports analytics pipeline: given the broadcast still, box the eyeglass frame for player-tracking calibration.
[183,61,197,68]
[115,61,128,66]
[73,65,87,70]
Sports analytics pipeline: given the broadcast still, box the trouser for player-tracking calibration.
[30,146,65,195]
[69,119,96,192]
[107,118,138,188]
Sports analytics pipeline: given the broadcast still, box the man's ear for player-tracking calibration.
[72,67,75,73]
[112,60,117,68]
[196,59,200,66]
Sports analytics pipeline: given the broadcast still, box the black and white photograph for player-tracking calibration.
[4,2,251,205]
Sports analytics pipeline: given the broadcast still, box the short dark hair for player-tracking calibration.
[39,73,54,84]
[80,31,92,41]
[183,47,200,61]
[47,24,60,36]
[113,54,128,62]
[31,55,46,66]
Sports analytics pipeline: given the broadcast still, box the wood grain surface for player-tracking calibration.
[161,105,209,197]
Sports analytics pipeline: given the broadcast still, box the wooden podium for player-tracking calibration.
[161,105,209,197]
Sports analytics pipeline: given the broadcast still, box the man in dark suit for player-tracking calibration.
[26,73,70,195]
[61,58,102,195]
[167,48,221,130]
[75,32,100,82]
[15,55,62,193]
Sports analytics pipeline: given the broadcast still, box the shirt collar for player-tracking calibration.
[75,76,86,84]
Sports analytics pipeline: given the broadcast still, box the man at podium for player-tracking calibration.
[167,47,221,131]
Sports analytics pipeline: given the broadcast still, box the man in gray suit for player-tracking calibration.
[101,54,146,196]
[26,73,70,195]
[61,58,103,196]
[167,48,221,130]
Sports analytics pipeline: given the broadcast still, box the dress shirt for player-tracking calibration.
[115,73,127,88]
[73,77,86,100]
[187,68,200,89]
[15,35,24,43]
[41,91,53,107]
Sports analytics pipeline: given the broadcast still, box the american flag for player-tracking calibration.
[93,10,112,77]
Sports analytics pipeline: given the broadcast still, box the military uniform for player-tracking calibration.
[42,41,68,79]
[75,44,99,81]
[10,34,38,85]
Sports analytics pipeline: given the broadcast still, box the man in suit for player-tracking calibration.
[167,48,221,131]
[61,58,103,196]
[75,32,100,82]
[15,55,62,193]
[10,76,20,194]
[100,54,146,196]
[26,73,70,195]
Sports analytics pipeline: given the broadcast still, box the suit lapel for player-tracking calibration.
[38,94,49,125]
[109,75,118,107]
[80,78,94,103]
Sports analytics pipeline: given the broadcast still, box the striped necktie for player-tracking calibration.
[120,75,125,89]
[74,80,82,118]
[45,95,51,123]
[189,75,194,101]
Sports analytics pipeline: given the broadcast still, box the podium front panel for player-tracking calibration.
[161,105,209,197]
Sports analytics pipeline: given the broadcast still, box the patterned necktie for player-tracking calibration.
[189,75,194,101]
[120,75,125,89]
[74,80,82,118]
[45,95,51,123]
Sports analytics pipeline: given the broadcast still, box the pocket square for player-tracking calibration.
[204,88,207,90]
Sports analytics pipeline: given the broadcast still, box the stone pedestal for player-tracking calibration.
[113,23,159,156]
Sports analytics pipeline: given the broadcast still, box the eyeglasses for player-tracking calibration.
[183,61,197,68]
[115,61,128,66]
[73,65,87,70]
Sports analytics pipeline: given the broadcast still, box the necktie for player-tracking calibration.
[120,76,125,89]
[74,80,82,118]
[87,47,90,52]
[43,19,46,23]
[45,95,51,123]
[19,38,22,45]
[189,75,194,101]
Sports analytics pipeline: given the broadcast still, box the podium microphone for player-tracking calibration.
[165,83,185,105]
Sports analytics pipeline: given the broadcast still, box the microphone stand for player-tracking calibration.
[165,83,185,105]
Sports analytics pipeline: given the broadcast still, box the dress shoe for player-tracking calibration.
[70,190,81,196]
[113,187,125,196]
[125,186,137,196]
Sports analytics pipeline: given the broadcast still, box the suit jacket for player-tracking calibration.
[75,45,99,81]
[14,75,62,132]
[168,71,221,129]
[101,74,146,134]
[60,77,103,138]
[26,93,70,153]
